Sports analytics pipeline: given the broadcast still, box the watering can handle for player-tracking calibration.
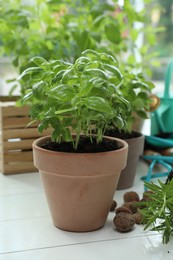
[164,60,173,99]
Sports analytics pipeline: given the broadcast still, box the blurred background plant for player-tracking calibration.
[148,0,173,80]
[0,0,162,96]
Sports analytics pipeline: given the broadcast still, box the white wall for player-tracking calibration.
[0,57,20,96]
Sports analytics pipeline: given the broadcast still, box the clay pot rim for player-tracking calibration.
[124,131,144,142]
[32,135,128,156]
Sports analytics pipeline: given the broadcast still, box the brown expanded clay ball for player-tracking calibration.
[123,191,140,203]
[113,212,135,232]
[139,190,154,209]
[110,200,117,212]
[115,206,132,214]
[123,201,138,214]
[133,210,143,224]
[142,190,154,201]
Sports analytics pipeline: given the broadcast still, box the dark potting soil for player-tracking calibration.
[105,129,141,140]
[41,136,120,153]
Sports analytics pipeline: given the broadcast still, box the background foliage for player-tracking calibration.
[0,0,159,95]
[152,0,173,57]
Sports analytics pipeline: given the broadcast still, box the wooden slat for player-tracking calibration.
[3,128,52,140]
[3,128,39,139]
[3,162,37,174]
[0,96,20,102]
[3,139,36,150]
[4,151,33,163]
[1,105,30,117]
[2,117,33,129]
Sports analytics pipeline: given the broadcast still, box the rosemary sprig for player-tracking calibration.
[138,179,173,244]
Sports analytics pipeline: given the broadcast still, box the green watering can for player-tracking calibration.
[151,60,173,135]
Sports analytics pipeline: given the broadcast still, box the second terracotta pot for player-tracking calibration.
[117,133,144,190]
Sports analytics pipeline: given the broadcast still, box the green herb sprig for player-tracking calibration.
[138,179,173,244]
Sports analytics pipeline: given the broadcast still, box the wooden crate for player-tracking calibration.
[0,97,51,174]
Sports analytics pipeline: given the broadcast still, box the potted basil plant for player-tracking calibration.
[19,49,129,232]
[105,71,155,189]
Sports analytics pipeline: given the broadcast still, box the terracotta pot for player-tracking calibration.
[32,135,128,232]
[117,132,144,190]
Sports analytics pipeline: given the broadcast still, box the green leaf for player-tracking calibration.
[32,81,46,98]
[84,96,113,115]
[117,95,131,109]
[52,70,66,83]
[92,14,106,28]
[102,63,123,81]
[55,107,77,115]
[127,55,136,65]
[30,56,48,66]
[79,82,93,97]
[137,179,173,244]
[20,91,32,104]
[50,84,76,102]
[133,98,144,108]
[12,56,19,67]
[130,28,139,41]
[8,84,18,96]
[109,77,122,86]
[14,15,29,28]
[30,104,43,119]
[82,49,99,59]
[75,56,90,64]
[75,30,90,51]
[62,128,73,142]
[18,67,42,80]
[105,23,121,44]
[114,116,124,129]
[62,67,75,83]
[49,117,61,129]
[52,65,68,73]
[38,122,47,133]
[51,128,62,141]
[88,85,109,98]
[84,68,108,80]
[100,55,118,66]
